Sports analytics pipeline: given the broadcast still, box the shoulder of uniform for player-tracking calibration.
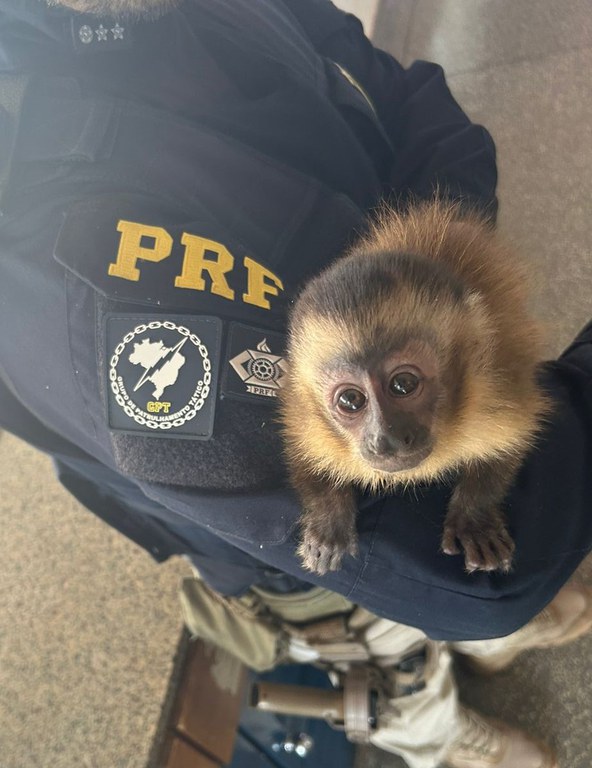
[54,192,287,318]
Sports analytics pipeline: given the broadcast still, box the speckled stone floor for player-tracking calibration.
[0,432,189,768]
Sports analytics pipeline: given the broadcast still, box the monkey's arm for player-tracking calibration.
[441,456,520,573]
[294,472,359,576]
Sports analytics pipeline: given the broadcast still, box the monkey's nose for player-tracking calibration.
[366,433,403,456]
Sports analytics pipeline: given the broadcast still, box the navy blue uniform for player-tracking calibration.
[1,0,591,640]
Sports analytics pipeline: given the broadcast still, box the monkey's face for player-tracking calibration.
[284,243,503,487]
[284,205,547,493]
[322,338,439,474]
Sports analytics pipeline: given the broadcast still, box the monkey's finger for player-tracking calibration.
[465,533,516,573]
[490,534,515,573]
[461,538,486,573]
[347,541,359,558]
[306,558,328,576]
[328,550,345,571]
[441,528,461,555]
[497,529,516,557]
[317,545,344,574]
[477,531,515,570]
[298,542,328,575]
[475,540,506,572]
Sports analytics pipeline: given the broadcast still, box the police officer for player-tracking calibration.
[1,1,591,767]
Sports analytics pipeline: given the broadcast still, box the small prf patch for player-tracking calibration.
[106,314,221,439]
[222,323,288,405]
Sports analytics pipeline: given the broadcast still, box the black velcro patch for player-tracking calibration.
[221,322,288,405]
[105,314,221,439]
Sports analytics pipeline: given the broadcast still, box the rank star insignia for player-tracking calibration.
[95,24,109,41]
[78,24,94,44]
[71,15,132,54]
[229,338,288,398]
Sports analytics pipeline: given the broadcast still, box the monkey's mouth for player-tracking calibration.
[362,446,432,473]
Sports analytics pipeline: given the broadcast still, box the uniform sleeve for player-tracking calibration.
[281,0,498,218]
[138,318,592,641]
[131,330,592,642]
[559,319,592,369]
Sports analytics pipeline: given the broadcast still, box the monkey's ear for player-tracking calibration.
[463,290,493,334]
[464,290,485,310]
[462,290,497,353]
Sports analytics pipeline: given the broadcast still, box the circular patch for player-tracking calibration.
[109,321,212,431]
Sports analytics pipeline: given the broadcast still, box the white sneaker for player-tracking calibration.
[443,707,558,768]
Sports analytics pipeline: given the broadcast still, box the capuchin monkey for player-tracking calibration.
[282,200,550,576]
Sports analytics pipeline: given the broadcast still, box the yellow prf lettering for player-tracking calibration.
[108,221,173,281]
[243,256,284,310]
[108,221,282,310]
[175,233,235,301]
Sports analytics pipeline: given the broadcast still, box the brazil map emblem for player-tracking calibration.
[105,315,221,439]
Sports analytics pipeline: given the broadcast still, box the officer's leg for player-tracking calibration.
[452,576,592,674]
[250,591,557,768]
[344,610,555,768]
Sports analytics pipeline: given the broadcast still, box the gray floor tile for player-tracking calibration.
[456,630,592,768]
[372,0,415,60]
[401,0,592,74]
[0,432,188,768]
[446,46,592,355]
[331,0,382,35]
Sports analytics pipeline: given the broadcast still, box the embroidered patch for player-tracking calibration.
[221,323,288,404]
[105,315,221,439]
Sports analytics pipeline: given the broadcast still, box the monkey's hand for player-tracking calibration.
[441,458,519,573]
[296,481,358,575]
[442,504,515,573]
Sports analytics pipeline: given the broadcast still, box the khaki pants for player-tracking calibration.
[180,577,549,768]
[254,586,461,768]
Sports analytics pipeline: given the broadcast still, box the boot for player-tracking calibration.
[454,580,592,674]
[442,707,558,768]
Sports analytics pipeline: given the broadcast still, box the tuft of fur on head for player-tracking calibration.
[44,0,180,18]
[281,199,550,493]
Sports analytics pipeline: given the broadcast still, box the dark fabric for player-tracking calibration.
[1,0,590,640]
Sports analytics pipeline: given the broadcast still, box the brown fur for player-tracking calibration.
[45,0,180,17]
[281,199,550,574]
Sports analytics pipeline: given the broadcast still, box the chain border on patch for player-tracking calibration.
[109,321,211,430]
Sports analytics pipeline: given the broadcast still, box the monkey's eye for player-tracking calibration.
[336,388,367,413]
[389,372,420,397]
